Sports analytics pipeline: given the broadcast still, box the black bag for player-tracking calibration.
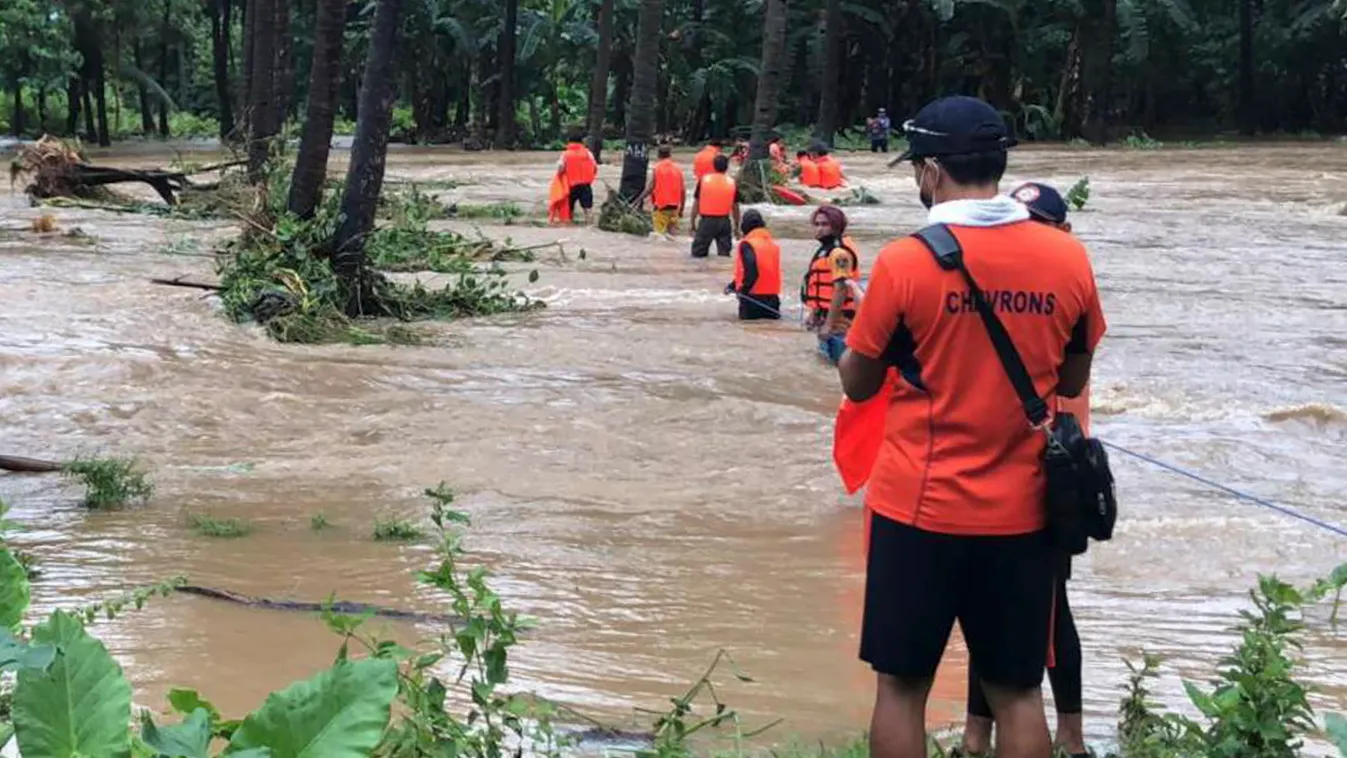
[912,224,1117,555]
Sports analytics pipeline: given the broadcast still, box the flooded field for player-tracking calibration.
[2,141,1346,748]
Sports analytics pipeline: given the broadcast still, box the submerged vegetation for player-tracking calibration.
[187,512,254,539]
[371,517,424,542]
[61,456,154,509]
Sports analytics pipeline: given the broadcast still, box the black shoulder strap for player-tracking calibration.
[912,223,1049,426]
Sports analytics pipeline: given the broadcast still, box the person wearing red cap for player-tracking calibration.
[838,97,1107,758]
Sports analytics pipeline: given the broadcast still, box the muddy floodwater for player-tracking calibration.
[2,141,1346,749]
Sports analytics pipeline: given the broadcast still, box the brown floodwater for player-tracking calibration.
[1,140,1346,750]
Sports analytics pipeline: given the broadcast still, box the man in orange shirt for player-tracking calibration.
[689,155,741,258]
[556,137,598,224]
[692,142,721,181]
[639,145,686,241]
[838,96,1106,758]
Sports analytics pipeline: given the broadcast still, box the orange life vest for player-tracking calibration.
[698,173,736,217]
[801,236,861,315]
[816,155,844,189]
[799,157,820,187]
[562,143,597,186]
[547,173,572,224]
[734,228,782,296]
[693,146,719,180]
[650,159,685,209]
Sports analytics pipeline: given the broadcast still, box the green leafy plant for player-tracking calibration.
[187,513,254,539]
[311,512,331,531]
[451,201,526,221]
[1066,177,1091,211]
[61,456,154,509]
[1122,132,1164,150]
[70,577,186,626]
[372,517,424,542]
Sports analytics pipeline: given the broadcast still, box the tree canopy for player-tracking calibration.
[2,0,1345,145]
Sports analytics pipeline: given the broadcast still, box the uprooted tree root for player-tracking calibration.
[11,135,249,213]
[597,189,653,236]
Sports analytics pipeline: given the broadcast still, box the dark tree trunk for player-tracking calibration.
[455,63,471,127]
[332,0,404,309]
[1080,0,1114,144]
[274,0,294,122]
[747,0,788,163]
[247,0,278,181]
[611,50,631,128]
[288,0,347,219]
[92,49,111,146]
[158,2,171,138]
[618,0,662,202]
[495,0,518,147]
[1055,24,1084,139]
[242,0,256,133]
[585,0,615,158]
[135,44,155,134]
[37,87,47,132]
[1237,0,1255,135]
[67,78,81,136]
[211,0,236,139]
[814,0,842,145]
[10,86,22,136]
[82,87,97,140]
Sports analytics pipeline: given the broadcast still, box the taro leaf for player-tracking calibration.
[222,658,398,758]
[1326,713,1347,756]
[14,610,134,758]
[141,708,212,758]
[0,548,30,632]
[0,626,56,673]
[167,688,223,724]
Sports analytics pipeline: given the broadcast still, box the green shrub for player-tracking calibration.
[61,457,154,509]
[187,513,254,539]
[372,517,423,542]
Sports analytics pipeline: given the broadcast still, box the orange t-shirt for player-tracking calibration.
[799,157,820,187]
[693,146,719,180]
[845,221,1106,536]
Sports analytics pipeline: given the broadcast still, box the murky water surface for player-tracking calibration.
[2,141,1346,748]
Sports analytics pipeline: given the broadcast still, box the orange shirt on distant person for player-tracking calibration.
[693,146,719,180]
[846,221,1105,536]
[799,157,820,187]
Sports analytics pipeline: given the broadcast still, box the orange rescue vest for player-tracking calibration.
[799,157,820,187]
[698,173,736,217]
[693,146,719,180]
[650,159,685,209]
[816,156,843,189]
[562,143,597,186]
[734,228,782,296]
[801,236,861,315]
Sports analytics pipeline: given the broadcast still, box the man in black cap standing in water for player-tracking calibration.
[838,96,1107,758]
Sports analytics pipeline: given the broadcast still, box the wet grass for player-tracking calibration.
[451,201,525,221]
[373,517,424,542]
[62,457,154,509]
[187,512,254,538]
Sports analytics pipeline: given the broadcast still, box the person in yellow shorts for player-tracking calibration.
[640,145,687,241]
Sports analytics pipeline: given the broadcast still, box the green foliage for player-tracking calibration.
[62,457,154,509]
[310,512,331,531]
[451,202,526,221]
[139,708,212,758]
[70,577,186,626]
[166,688,241,741]
[223,658,399,758]
[372,517,424,542]
[187,513,254,539]
[1066,177,1091,211]
[13,611,134,758]
[0,545,29,633]
[166,112,222,140]
[598,190,653,236]
[1122,132,1165,150]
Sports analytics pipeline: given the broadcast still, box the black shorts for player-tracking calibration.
[569,183,594,211]
[860,512,1054,689]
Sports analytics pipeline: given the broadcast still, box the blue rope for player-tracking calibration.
[1101,440,1347,539]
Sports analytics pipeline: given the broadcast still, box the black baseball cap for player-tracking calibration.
[1011,182,1068,224]
[891,95,1017,165]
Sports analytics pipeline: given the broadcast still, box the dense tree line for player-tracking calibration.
[2,0,1346,149]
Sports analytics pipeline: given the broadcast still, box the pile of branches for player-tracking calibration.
[597,189,652,236]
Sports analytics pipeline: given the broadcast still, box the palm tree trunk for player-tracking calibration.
[92,46,111,146]
[1081,0,1115,144]
[495,0,518,147]
[287,0,347,219]
[10,86,22,137]
[332,0,405,312]
[247,0,278,181]
[158,1,171,138]
[274,0,294,123]
[585,0,615,159]
[814,0,842,145]
[617,0,663,202]
[37,87,46,131]
[748,0,788,162]
[135,43,155,134]
[1237,0,1255,135]
[242,0,255,133]
[66,77,81,136]
[211,0,235,139]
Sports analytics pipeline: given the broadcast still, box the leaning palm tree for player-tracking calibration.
[617,0,663,202]
[287,0,347,219]
[585,0,615,159]
[739,0,789,202]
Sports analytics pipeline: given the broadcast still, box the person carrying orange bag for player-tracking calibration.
[547,173,572,225]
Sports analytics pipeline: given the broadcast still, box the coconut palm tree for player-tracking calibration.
[814,0,842,145]
[287,0,346,219]
[585,0,615,158]
[617,0,663,202]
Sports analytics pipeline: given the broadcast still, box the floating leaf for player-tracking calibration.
[222,658,398,758]
[14,610,134,758]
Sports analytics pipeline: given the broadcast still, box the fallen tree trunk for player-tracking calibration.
[12,136,245,206]
[0,455,65,473]
[176,584,464,623]
[150,277,223,291]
